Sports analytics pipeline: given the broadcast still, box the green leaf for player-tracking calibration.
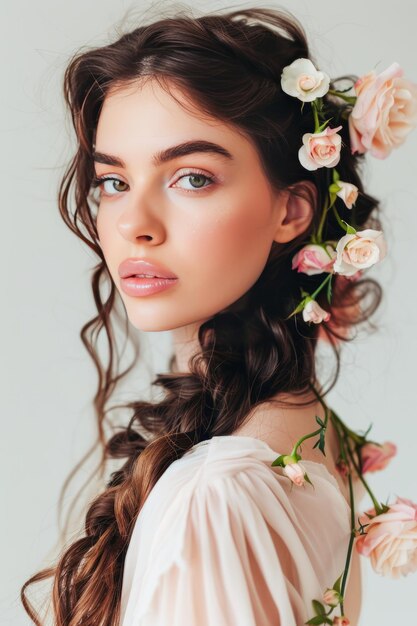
[317,117,333,133]
[328,182,342,194]
[332,169,340,182]
[318,431,326,456]
[285,299,306,320]
[312,600,326,616]
[271,454,286,467]
[342,220,357,235]
[304,472,315,488]
[315,415,325,428]
[333,572,344,594]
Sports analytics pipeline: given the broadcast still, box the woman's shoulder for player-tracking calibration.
[137,434,353,550]
[156,433,352,503]
[229,400,366,508]
[120,434,353,625]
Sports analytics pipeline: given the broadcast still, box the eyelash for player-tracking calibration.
[91,169,216,196]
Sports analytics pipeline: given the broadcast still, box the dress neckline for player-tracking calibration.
[192,434,280,453]
[189,434,351,507]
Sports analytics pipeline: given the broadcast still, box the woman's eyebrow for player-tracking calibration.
[93,140,234,168]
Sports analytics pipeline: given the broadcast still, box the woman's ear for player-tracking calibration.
[273,180,317,244]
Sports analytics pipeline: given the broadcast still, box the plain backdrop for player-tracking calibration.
[2,0,417,624]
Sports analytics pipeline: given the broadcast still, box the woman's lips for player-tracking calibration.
[118,258,178,279]
[120,275,178,296]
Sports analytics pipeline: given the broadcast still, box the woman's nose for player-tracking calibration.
[117,196,165,244]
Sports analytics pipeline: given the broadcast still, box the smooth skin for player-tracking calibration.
[94,77,316,367]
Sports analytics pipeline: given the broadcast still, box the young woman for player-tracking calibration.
[21,6,417,626]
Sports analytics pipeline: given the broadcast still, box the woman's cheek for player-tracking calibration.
[186,210,270,291]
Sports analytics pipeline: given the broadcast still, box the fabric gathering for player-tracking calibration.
[120,436,364,626]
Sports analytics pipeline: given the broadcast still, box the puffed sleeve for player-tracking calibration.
[124,459,351,626]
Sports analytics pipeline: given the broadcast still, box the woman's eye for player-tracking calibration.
[91,177,128,196]
[172,172,215,193]
[91,170,215,197]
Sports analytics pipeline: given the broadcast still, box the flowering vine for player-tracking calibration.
[271,57,417,624]
[280,57,417,327]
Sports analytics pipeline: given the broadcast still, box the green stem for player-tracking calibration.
[290,428,322,457]
[332,410,384,512]
[344,441,383,514]
[312,101,320,132]
[296,392,359,619]
[291,385,330,456]
[340,473,356,611]
[309,272,333,301]
[316,194,329,243]
[329,415,355,617]
[332,203,349,232]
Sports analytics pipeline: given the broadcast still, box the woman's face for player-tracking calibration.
[94,78,305,332]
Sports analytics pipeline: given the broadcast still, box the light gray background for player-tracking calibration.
[2,1,416,624]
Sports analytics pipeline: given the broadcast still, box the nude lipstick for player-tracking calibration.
[118,257,178,297]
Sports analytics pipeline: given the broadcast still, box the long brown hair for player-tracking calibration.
[21,6,382,625]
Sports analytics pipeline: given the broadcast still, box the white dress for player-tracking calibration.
[119,434,354,626]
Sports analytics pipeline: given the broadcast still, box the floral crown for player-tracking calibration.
[270,57,417,626]
[279,58,417,326]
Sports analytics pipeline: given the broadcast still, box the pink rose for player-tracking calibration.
[333,617,350,626]
[333,228,387,277]
[349,62,417,158]
[355,496,417,578]
[283,461,307,486]
[298,125,343,170]
[292,243,336,275]
[360,441,397,473]
[302,299,331,324]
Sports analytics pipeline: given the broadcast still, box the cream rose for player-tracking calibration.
[355,496,417,578]
[298,125,343,170]
[292,243,336,275]
[349,61,417,158]
[281,57,330,102]
[335,181,359,209]
[283,461,308,486]
[302,299,331,324]
[323,588,342,608]
[333,229,387,277]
